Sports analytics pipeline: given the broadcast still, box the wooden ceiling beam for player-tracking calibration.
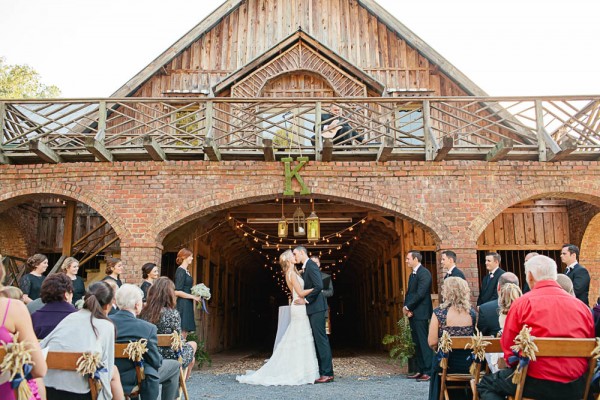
[263,138,275,161]
[486,138,513,162]
[203,136,221,161]
[433,136,454,161]
[143,135,168,161]
[29,139,63,164]
[85,137,114,162]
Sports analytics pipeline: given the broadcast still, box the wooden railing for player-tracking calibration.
[0,255,27,287]
[1,96,599,163]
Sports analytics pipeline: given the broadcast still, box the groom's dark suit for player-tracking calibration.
[404,265,433,376]
[303,258,334,377]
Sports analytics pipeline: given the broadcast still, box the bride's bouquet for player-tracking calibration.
[191,283,211,314]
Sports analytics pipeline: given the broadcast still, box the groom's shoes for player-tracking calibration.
[315,375,334,384]
[406,372,422,379]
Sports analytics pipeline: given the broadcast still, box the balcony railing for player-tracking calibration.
[0,96,598,164]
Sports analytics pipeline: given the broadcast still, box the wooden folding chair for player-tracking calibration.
[115,340,146,399]
[157,333,189,400]
[437,336,502,400]
[507,337,598,400]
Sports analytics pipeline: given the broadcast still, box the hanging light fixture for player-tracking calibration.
[293,200,306,237]
[306,198,320,242]
[278,197,288,238]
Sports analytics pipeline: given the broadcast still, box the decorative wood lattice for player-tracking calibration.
[232,41,366,98]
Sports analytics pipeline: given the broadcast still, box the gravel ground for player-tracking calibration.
[185,373,430,400]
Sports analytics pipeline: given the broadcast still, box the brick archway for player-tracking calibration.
[466,180,600,244]
[153,184,447,246]
[0,181,130,244]
[580,213,600,304]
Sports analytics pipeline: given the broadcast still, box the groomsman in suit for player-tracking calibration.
[403,250,433,382]
[477,252,505,306]
[561,244,590,305]
[441,250,466,280]
[521,252,539,294]
[477,272,519,336]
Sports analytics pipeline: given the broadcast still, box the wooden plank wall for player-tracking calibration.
[133,0,466,97]
[477,200,570,249]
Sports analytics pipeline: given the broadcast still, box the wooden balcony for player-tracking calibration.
[0,96,599,164]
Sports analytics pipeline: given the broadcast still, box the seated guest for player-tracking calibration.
[41,281,123,400]
[477,255,594,400]
[427,277,476,400]
[477,272,519,337]
[102,257,123,287]
[140,262,159,302]
[60,257,86,304]
[593,297,600,338]
[556,273,575,296]
[0,285,23,300]
[31,273,77,339]
[19,254,48,304]
[139,277,197,380]
[110,284,180,400]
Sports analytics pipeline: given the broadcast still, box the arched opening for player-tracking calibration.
[260,71,336,98]
[476,196,600,303]
[159,196,440,353]
[0,194,121,286]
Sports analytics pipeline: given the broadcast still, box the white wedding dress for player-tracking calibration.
[236,273,320,385]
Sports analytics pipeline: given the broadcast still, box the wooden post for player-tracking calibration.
[192,236,199,284]
[223,261,230,348]
[314,101,322,161]
[535,100,548,162]
[0,102,8,165]
[423,100,437,161]
[62,201,77,257]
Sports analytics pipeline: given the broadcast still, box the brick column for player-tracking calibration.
[119,242,163,284]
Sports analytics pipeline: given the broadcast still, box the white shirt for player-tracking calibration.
[447,265,457,275]
[489,267,500,276]
[412,264,421,275]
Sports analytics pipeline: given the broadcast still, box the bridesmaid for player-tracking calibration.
[102,257,123,287]
[20,254,48,304]
[60,257,85,304]
[174,248,200,339]
[140,262,159,302]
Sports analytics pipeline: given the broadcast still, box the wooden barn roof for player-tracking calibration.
[110,0,489,98]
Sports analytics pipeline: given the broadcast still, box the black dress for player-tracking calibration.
[102,275,122,287]
[140,281,152,302]
[71,276,85,304]
[20,273,45,301]
[428,307,476,400]
[175,267,195,332]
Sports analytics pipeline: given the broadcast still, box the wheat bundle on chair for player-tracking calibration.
[76,351,103,398]
[170,332,184,364]
[465,331,491,376]
[124,339,148,382]
[0,332,34,400]
[437,330,452,369]
[509,325,538,385]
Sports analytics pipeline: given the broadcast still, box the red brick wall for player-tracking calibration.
[1,160,599,298]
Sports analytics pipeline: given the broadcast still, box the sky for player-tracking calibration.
[1,0,599,98]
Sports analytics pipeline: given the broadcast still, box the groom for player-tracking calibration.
[293,246,334,383]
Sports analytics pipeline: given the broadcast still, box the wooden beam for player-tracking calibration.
[486,138,514,162]
[263,138,275,161]
[62,201,77,257]
[548,139,578,162]
[142,135,167,161]
[203,136,221,161]
[376,136,394,162]
[84,137,113,162]
[29,139,63,163]
[322,138,333,162]
[0,150,9,165]
[433,136,454,161]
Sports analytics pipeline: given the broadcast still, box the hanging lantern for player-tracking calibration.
[293,206,306,237]
[278,198,288,238]
[306,211,320,242]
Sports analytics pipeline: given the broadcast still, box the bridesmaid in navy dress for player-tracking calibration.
[174,248,200,338]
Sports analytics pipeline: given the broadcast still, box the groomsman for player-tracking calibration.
[441,250,465,280]
[403,250,433,382]
[477,252,505,306]
[561,244,590,305]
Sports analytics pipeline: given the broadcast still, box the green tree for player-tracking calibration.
[0,57,61,99]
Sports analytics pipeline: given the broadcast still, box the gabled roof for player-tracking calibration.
[111,0,489,98]
[213,29,385,96]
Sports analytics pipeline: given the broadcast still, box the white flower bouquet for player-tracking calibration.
[191,283,211,313]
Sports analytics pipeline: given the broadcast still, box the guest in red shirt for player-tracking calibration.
[477,255,594,400]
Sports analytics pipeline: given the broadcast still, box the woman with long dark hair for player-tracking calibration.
[140,277,197,379]
[19,253,48,304]
[174,248,200,338]
[41,281,124,400]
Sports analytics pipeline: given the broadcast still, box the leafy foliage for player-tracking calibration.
[0,57,61,99]
[382,316,415,366]
[186,331,212,368]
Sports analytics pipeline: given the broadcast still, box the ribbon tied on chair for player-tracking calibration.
[0,333,34,400]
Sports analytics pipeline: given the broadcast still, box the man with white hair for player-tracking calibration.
[110,284,180,400]
[477,255,594,400]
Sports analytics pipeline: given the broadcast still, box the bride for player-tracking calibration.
[236,249,320,385]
